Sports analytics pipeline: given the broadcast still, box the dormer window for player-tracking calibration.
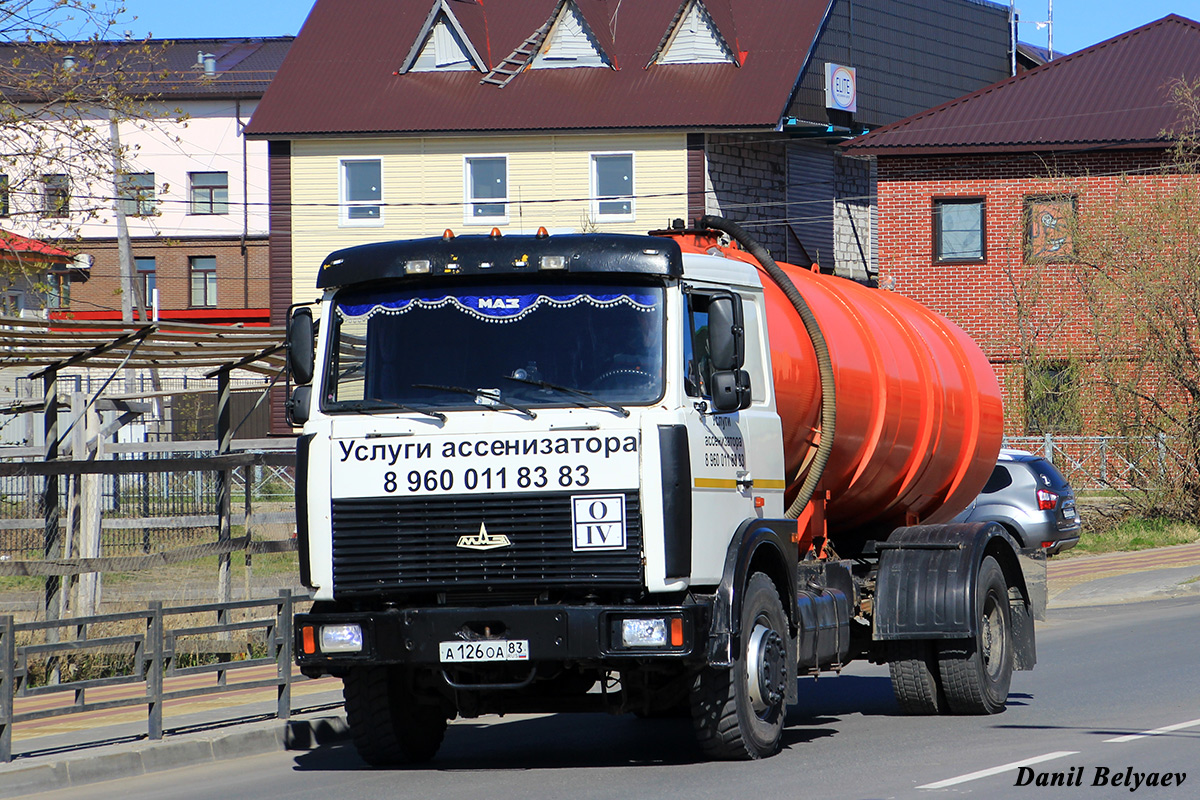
[400,0,486,74]
[529,0,611,69]
[654,0,738,66]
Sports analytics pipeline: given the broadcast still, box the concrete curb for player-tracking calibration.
[0,715,349,798]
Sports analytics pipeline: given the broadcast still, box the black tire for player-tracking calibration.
[690,572,789,759]
[342,666,448,766]
[886,640,944,715]
[937,556,1013,714]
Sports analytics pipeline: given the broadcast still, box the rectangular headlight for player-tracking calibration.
[540,255,567,270]
[404,259,431,274]
[320,623,364,653]
[621,618,668,647]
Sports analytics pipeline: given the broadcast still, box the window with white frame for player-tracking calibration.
[465,156,507,224]
[591,153,634,221]
[340,159,382,225]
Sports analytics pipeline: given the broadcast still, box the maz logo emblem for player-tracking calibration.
[457,522,511,551]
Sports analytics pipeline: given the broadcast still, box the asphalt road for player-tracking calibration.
[24,595,1199,800]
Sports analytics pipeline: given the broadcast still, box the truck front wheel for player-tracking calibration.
[691,572,789,759]
[343,666,448,766]
[937,556,1013,714]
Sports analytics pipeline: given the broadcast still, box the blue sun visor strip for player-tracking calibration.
[337,289,658,323]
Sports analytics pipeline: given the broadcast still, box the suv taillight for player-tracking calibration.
[1036,488,1058,510]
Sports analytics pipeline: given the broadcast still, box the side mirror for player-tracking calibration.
[707,293,744,372]
[709,369,751,413]
[287,307,315,386]
[288,384,312,426]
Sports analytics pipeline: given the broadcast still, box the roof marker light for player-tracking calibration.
[442,229,455,240]
[404,259,431,274]
[490,227,502,238]
[536,227,550,239]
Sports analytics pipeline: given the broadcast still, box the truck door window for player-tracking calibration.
[683,292,712,398]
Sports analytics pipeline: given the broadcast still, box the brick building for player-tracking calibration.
[843,15,1200,436]
[0,37,291,326]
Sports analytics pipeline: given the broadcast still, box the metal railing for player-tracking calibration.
[0,591,301,762]
[1002,434,1176,491]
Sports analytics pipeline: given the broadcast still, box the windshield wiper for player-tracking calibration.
[412,383,537,419]
[503,375,630,418]
[344,398,446,422]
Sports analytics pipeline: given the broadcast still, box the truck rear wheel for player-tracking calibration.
[937,556,1013,714]
[691,572,789,759]
[887,640,944,714]
[343,666,448,766]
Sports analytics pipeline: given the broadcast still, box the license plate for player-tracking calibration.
[439,639,529,663]
[1063,505,1077,519]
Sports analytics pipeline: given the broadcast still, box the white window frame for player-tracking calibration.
[590,152,635,223]
[463,155,509,225]
[339,158,384,227]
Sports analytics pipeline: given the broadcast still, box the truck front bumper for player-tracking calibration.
[295,603,709,670]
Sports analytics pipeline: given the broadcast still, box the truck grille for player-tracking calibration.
[331,491,642,597]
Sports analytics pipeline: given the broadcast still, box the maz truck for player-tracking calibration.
[285,216,1045,764]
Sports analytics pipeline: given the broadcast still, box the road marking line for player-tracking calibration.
[1105,717,1200,743]
[917,751,1080,790]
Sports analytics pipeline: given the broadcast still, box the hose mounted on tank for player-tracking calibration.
[697,215,836,520]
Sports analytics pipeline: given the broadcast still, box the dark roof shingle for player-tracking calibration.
[0,37,293,102]
[843,14,1200,156]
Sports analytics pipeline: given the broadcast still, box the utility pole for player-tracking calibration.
[108,110,140,325]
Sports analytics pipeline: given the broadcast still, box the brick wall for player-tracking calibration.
[64,236,269,320]
[705,134,788,257]
[874,149,1178,433]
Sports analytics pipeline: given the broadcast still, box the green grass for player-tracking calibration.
[1060,517,1200,558]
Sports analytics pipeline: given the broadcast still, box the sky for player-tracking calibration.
[107,0,1194,56]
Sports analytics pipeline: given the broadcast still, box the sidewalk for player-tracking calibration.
[2,543,1200,796]
[1047,541,1200,607]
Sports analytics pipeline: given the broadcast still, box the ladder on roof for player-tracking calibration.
[480,18,554,87]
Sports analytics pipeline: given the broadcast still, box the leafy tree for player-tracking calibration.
[1,1,169,311]
[1071,78,1200,518]
[1004,77,1200,518]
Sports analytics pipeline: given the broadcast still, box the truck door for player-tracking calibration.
[682,287,784,584]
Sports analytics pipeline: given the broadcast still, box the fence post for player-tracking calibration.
[43,368,62,626]
[1,615,14,763]
[277,590,293,720]
[216,367,233,611]
[1157,432,1167,477]
[1101,437,1108,486]
[147,601,163,740]
[1043,433,1053,463]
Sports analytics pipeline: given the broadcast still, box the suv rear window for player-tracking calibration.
[1030,461,1071,492]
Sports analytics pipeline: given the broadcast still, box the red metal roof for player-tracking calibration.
[843,14,1200,156]
[0,230,72,263]
[245,0,835,137]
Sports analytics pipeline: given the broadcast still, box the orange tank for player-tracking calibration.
[673,234,1003,536]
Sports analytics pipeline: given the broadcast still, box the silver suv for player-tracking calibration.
[954,449,1082,555]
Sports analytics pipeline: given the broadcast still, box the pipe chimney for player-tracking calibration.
[202,53,217,77]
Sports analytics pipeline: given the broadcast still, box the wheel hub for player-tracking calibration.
[746,623,786,715]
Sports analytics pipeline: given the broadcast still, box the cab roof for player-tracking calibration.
[316,232,683,289]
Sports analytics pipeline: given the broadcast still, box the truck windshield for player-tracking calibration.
[323,280,665,411]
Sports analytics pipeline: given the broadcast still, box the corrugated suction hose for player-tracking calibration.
[698,215,836,520]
